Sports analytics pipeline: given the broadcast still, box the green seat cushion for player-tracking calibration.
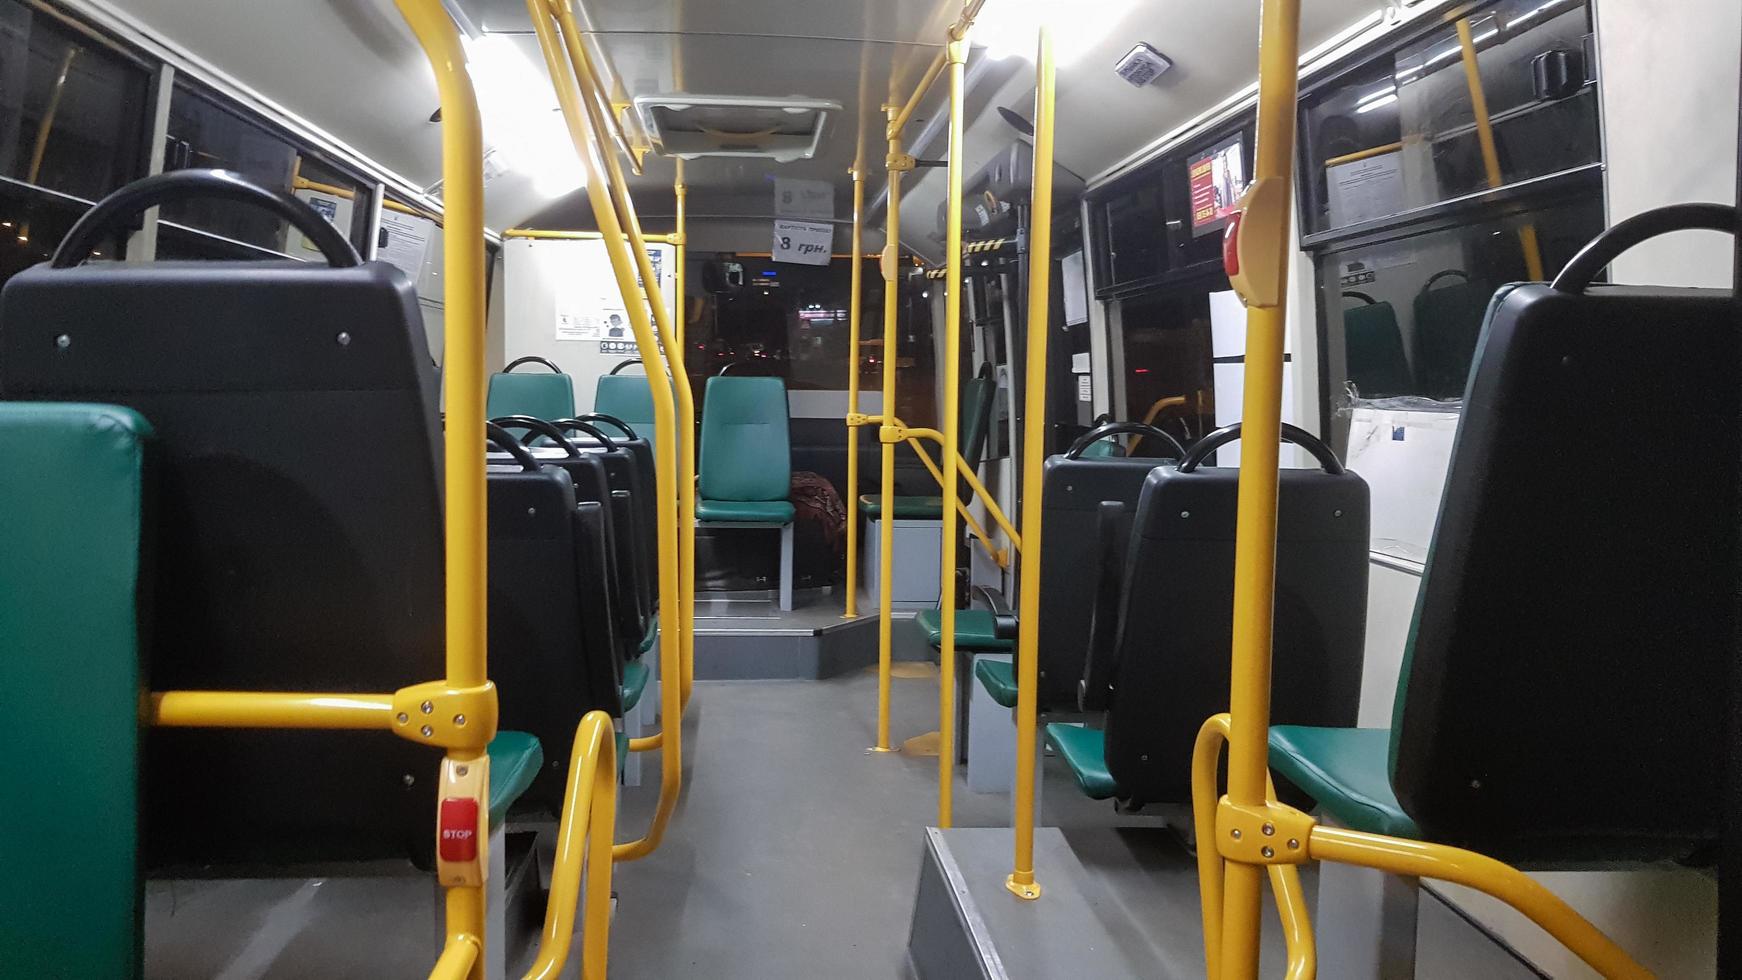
[697,498,794,523]
[698,376,791,502]
[487,372,575,421]
[858,494,946,518]
[914,609,1013,652]
[621,658,650,712]
[486,731,544,829]
[639,614,659,656]
[1044,724,1119,800]
[2,403,153,978]
[975,658,1018,709]
[1268,726,1420,839]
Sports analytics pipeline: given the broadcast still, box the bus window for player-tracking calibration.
[1114,283,1217,453]
[1300,0,1599,237]
[0,1,147,202]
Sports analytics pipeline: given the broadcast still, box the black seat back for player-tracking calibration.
[1031,421,1187,709]
[1102,424,1368,806]
[0,175,443,865]
[485,431,622,809]
[559,415,658,617]
[1392,207,1739,860]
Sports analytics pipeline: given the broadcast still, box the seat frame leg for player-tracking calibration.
[1315,815,1420,980]
[486,821,508,980]
[778,521,794,611]
[622,707,643,788]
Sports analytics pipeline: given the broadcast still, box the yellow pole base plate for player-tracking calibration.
[1005,875,1042,901]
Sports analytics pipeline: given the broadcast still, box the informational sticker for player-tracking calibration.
[774,177,835,219]
[1077,374,1092,402]
[378,209,434,280]
[1188,135,1245,236]
[1327,150,1404,229]
[288,189,353,257]
[772,218,834,266]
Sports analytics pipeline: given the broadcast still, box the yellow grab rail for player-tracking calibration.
[1007,22,1056,902]
[872,102,907,755]
[522,711,618,980]
[529,0,685,863]
[429,936,481,980]
[502,227,679,244]
[934,30,969,829]
[560,10,699,715]
[843,166,866,618]
[150,691,394,729]
[1455,17,1544,281]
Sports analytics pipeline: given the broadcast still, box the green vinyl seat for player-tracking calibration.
[639,613,659,656]
[487,356,576,421]
[974,658,1019,709]
[594,373,662,456]
[915,608,1013,652]
[486,731,545,829]
[1,403,153,980]
[697,498,795,522]
[620,658,650,713]
[1267,726,1418,839]
[697,375,797,608]
[1342,296,1414,398]
[1043,724,1118,800]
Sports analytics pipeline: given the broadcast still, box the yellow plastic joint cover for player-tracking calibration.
[392,680,499,751]
[1215,797,1316,865]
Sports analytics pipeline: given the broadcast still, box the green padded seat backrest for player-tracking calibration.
[958,376,995,472]
[0,403,153,980]
[594,374,658,453]
[488,367,576,422]
[1342,299,1413,397]
[698,375,790,502]
[1411,274,1491,399]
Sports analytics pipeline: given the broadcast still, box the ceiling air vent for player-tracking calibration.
[633,94,842,163]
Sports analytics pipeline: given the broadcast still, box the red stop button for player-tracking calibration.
[1223,209,1244,279]
[438,797,480,863]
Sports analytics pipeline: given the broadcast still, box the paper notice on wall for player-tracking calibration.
[1077,374,1092,402]
[378,209,434,280]
[1327,150,1404,229]
[772,218,833,265]
[287,189,353,257]
[774,176,835,219]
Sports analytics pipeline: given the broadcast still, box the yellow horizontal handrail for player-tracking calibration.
[901,426,1021,552]
[889,50,946,139]
[522,711,617,980]
[149,690,394,729]
[904,436,1007,569]
[504,227,679,245]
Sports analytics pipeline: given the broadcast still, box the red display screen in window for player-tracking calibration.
[1188,135,1245,237]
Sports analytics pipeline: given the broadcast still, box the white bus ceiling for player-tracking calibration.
[93,0,1379,250]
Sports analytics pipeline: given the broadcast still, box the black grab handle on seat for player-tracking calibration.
[548,418,619,453]
[1552,203,1739,293]
[571,413,639,441]
[1066,420,1187,460]
[491,415,580,457]
[485,423,543,472]
[1178,422,1345,475]
[608,359,643,375]
[53,169,362,269]
[502,356,564,374]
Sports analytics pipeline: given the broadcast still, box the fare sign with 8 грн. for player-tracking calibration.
[772,218,833,266]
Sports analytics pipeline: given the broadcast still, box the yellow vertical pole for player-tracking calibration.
[872,105,907,753]
[844,167,866,619]
[935,32,969,829]
[672,157,697,705]
[533,0,683,863]
[392,0,489,974]
[1455,18,1544,281]
[557,1,698,719]
[1219,0,1302,972]
[1006,23,1055,902]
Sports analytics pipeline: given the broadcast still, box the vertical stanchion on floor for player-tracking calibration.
[935,31,969,828]
[674,156,697,706]
[1007,22,1055,901]
[391,0,489,973]
[1216,0,1303,971]
[844,166,866,620]
[873,101,908,754]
